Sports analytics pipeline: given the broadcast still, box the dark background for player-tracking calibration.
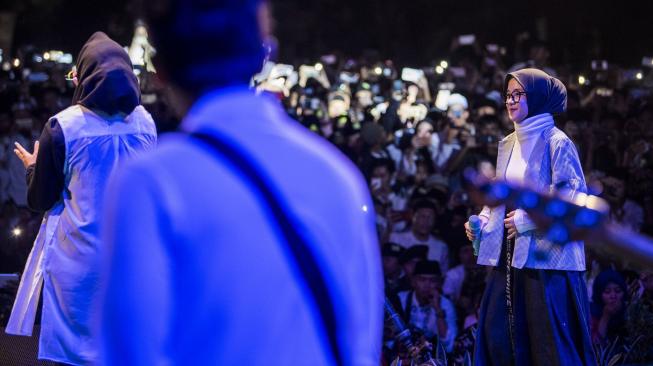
[3,0,653,67]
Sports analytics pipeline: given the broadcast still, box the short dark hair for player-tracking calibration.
[368,158,395,176]
[413,260,442,277]
[142,0,265,95]
[411,199,437,213]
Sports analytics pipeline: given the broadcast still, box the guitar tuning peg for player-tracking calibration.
[544,199,569,218]
[518,191,539,209]
[546,222,569,244]
[490,182,510,200]
[574,208,601,228]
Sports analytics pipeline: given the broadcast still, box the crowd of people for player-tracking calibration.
[259,39,653,364]
[1,33,652,364]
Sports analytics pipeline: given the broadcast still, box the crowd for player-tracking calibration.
[259,39,653,364]
[1,34,652,364]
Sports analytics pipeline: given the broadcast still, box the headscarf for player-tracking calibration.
[504,68,567,118]
[72,32,140,116]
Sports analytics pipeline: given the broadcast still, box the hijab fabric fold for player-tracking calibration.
[72,32,140,116]
[505,68,567,118]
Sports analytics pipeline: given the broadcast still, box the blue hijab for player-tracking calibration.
[504,68,567,118]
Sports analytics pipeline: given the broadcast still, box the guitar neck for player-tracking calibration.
[593,224,653,269]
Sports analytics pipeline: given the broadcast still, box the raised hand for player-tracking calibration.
[14,141,40,169]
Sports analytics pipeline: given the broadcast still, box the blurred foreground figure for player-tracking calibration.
[99,1,383,365]
[6,32,157,365]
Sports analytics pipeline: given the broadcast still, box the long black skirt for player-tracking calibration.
[473,240,597,366]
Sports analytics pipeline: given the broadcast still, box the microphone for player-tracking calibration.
[469,215,482,256]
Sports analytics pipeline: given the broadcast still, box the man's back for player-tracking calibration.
[100,88,383,365]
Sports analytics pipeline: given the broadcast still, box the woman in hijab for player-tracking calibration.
[7,32,157,365]
[590,269,629,347]
[464,68,596,365]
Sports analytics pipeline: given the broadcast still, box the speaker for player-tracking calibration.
[0,326,62,366]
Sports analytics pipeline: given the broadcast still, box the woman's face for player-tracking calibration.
[506,78,529,123]
[415,163,429,184]
[416,121,433,145]
[602,282,624,309]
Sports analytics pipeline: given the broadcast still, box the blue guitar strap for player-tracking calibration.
[188,130,344,366]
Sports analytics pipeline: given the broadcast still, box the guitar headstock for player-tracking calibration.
[462,168,610,244]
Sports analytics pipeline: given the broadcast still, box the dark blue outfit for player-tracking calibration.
[474,237,596,365]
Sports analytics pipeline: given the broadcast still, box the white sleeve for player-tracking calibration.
[479,206,491,223]
[513,208,537,233]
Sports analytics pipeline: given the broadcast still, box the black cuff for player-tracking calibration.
[25,164,35,185]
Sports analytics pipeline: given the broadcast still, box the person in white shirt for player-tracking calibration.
[398,260,458,353]
[390,199,450,273]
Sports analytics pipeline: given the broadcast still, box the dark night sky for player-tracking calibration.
[4,0,653,69]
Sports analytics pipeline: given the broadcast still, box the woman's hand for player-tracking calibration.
[464,221,476,242]
[14,141,39,169]
[504,210,518,239]
[465,216,487,242]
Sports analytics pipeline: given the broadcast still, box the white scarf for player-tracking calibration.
[513,113,554,144]
[506,113,554,183]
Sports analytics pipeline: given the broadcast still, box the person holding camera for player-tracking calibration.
[397,260,458,353]
[6,32,157,365]
[465,68,596,365]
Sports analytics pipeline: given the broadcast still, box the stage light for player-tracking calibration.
[362,205,368,212]
[578,75,586,85]
[314,63,323,71]
[636,72,643,80]
[12,58,20,68]
[43,52,50,60]
[435,66,444,74]
[2,62,10,71]
[374,66,382,75]
[12,227,22,237]
[440,60,448,68]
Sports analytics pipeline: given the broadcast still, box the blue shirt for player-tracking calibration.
[99,87,384,365]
